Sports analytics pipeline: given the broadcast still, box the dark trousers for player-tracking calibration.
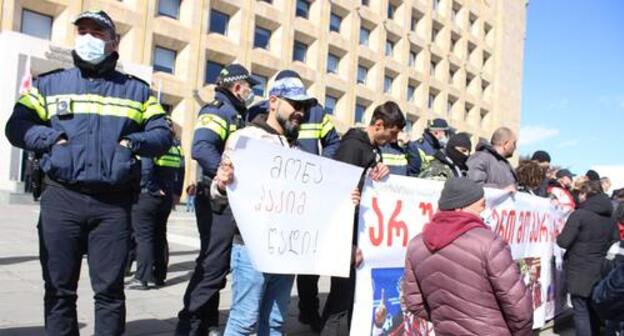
[571,295,601,336]
[321,268,356,336]
[176,190,237,335]
[132,192,173,283]
[39,185,131,336]
[297,275,320,316]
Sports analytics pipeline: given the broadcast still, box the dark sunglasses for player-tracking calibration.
[282,98,308,112]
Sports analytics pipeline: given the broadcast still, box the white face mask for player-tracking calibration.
[243,91,255,107]
[74,34,110,65]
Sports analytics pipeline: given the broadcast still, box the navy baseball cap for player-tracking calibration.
[73,10,116,33]
[556,169,575,180]
[268,72,317,106]
[427,118,449,131]
[216,64,259,86]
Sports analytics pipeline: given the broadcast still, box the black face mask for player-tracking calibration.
[446,146,469,170]
[276,112,299,142]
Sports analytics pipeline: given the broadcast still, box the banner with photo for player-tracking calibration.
[351,175,565,335]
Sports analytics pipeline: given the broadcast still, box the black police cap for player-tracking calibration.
[73,10,116,33]
[216,64,259,86]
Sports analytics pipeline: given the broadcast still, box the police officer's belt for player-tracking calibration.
[44,176,133,195]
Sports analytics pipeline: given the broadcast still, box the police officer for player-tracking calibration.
[176,64,257,336]
[247,69,341,332]
[380,140,409,176]
[4,10,172,336]
[406,118,450,175]
[128,119,184,289]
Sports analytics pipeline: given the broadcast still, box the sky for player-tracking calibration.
[519,0,624,189]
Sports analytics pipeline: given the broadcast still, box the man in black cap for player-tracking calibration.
[406,118,450,175]
[548,169,577,214]
[531,150,551,167]
[586,169,601,182]
[5,9,172,336]
[176,63,258,336]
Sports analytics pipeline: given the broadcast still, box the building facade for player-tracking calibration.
[0,0,527,196]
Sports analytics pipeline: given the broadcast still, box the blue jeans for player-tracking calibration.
[571,295,601,336]
[185,196,195,212]
[224,244,294,336]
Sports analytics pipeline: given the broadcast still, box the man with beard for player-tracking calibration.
[212,75,322,335]
[467,127,518,192]
[418,132,472,181]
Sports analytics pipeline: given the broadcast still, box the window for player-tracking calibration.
[327,53,339,73]
[325,95,337,115]
[293,41,307,62]
[158,0,181,19]
[359,26,370,46]
[330,13,342,33]
[252,73,268,97]
[205,60,224,84]
[362,0,369,5]
[449,68,456,84]
[296,0,310,19]
[447,99,455,115]
[153,46,176,74]
[411,15,419,31]
[384,75,393,93]
[20,9,52,40]
[433,0,441,13]
[209,10,229,35]
[431,27,439,42]
[385,40,394,57]
[387,3,396,19]
[355,104,366,123]
[428,93,436,109]
[357,65,368,84]
[254,26,271,49]
[407,85,415,102]
[409,51,417,66]
[430,60,437,77]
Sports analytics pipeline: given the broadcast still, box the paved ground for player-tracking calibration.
[0,202,574,335]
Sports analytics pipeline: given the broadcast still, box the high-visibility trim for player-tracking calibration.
[299,123,322,131]
[143,96,166,121]
[17,88,47,121]
[229,124,237,132]
[418,149,435,168]
[382,153,408,166]
[47,101,143,123]
[155,155,183,168]
[195,114,229,140]
[46,94,143,111]
[298,129,321,140]
[320,115,335,138]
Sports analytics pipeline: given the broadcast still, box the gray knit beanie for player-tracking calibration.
[438,177,485,210]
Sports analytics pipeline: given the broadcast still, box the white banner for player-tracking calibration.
[352,175,563,335]
[227,136,364,277]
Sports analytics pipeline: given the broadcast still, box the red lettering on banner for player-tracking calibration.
[419,202,434,222]
[387,200,408,247]
[369,198,410,247]
[370,197,385,246]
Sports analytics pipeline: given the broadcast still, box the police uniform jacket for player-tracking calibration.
[406,131,443,176]
[141,139,185,197]
[380,142,408,176]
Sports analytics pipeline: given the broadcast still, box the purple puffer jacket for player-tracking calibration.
[404,211,533,336]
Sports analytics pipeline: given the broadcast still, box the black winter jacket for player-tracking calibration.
[557,193,619,297]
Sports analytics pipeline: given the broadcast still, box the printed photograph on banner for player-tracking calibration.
[516,257,545,311]
[370,267,433,336]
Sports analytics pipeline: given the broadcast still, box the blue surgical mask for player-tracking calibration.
[74,34,110,65]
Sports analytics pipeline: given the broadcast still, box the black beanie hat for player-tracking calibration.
[438,177,485,210]
[447,132,472,151]
[586,170,600,181]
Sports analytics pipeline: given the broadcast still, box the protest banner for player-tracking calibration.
[351,175,563,335]
[226,136,364,278]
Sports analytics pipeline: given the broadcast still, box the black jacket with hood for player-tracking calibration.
[557,193,619,297]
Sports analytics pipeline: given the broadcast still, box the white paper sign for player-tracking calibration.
[227,136,364,277]
[351,175,564,335]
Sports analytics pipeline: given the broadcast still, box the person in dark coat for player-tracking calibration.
[557,180,619,336]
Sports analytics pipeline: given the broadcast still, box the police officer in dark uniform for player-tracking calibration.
[380,140,409,176]
[129,120,184,289]
[176,64,257,336]
[4,10,172,336]
[247,69,341,332]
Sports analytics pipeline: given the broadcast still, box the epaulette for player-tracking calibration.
[35,68,64,80]
[125,74,150,87]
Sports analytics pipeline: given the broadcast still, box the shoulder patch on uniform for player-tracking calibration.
[35,68,64,80]
[209,100,223,108]
[125,74,150,87]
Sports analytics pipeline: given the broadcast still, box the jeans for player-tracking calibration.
[605,320,624,336]
[571,295,601,336]
[186,195,195,212]
[224,244,294,336]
